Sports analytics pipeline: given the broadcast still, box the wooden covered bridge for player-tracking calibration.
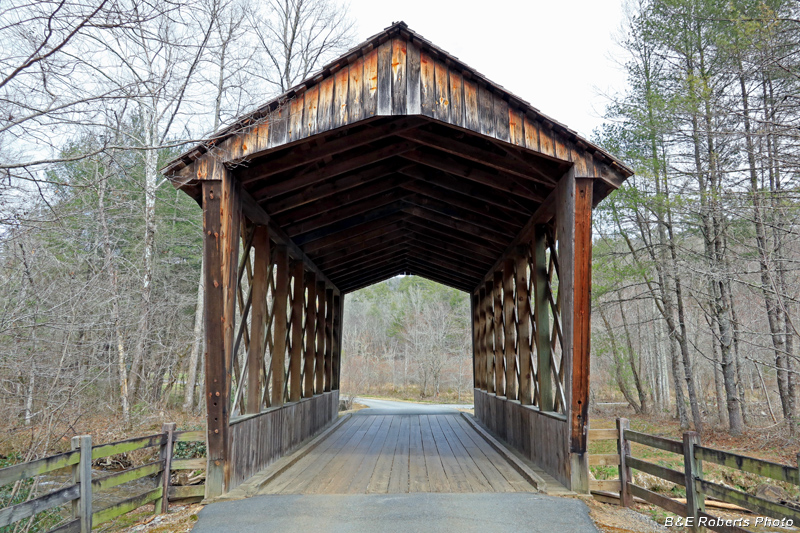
[164,22,632,500]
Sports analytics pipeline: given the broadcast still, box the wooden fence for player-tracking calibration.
[588,418,800,532]
[0,424,206,533]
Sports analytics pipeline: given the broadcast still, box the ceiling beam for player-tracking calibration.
[294,201,408,247]
[403,194,519,237]
[402,206,512,246]
[400,180,528,224]
[301,216,405,254]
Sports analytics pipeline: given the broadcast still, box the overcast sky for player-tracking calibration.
[345,0,629,140]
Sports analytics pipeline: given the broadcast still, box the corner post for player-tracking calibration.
[683,431,704,531]
[157,422,176,514]
[71,435,92,533]
[201,162,240,498]
[617,418,632,507]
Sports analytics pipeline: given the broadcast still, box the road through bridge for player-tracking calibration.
[163,19,632,517]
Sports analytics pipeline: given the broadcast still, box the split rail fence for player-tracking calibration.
[0,424,206,533]
[588,418,800,532]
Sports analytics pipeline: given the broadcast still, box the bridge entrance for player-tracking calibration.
[164,21,631,499]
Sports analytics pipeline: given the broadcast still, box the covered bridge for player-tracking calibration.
[164,21,632,499]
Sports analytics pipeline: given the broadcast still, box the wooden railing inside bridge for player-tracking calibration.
[589,418,800,532]
[0,425,206,533]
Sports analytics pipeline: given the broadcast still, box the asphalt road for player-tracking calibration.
[353,397,473,415]
[192,493,598,533]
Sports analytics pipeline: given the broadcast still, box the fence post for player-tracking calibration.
[156,423,176,514]
[616,418,632,507]
[683,431,704,532]
[71,435,92,533]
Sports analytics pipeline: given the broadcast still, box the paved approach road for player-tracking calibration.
[353,397,473,414]
[192,493,599,533]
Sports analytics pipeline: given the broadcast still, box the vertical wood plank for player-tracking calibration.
[317,77,334,133]
[484,282,495,394]
[272,245,289,407]
[571,179,593,452]
[304,272,317,398]
[523,115,539,152]
[617,418,632,507]
[315,281,326,394]
[158,423,176,513]
[377,40,393,115]
[503,258,517,401]
[333,67,349,129]
[391,38,407,115]
[324,288,334,391]
[289,96,304,142]
[290,260,305,402]
[448,70,464,127]
[493,271,504,397]
[509,108,524,147]
[683,431,704,531]
[348,57,364,124]
[268,107,288,149]
[420,50,435,117]
[533,225,552,411]
[554,131,570,161]
[539,125,555,157]
[477,289,486,390]
[363,49,379,118]
[516,249,532,405]
[332,292,342,390]
[247,226,269,414]
[254,121,269,152]
[202,174,238,497]
[463,78,479,132]
[494,95,510,142]
[478,87,495,137]
[433,59,449,123]
[472,293,480,389]
[303,85,319,138]
[406,40,421,115]
[72,435,92,532]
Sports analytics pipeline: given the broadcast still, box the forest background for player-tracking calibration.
[1,0,799,469]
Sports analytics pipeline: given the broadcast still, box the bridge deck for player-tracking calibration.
[257,414,536,494]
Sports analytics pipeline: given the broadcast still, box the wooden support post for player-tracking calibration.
[533,224,552,411]
[617,418,632,507]
[157,423,176,514]
[571,178,593,454]
[493,271,505,397]
[315,281,326,394]
[247,226,269,414]
[324,288,334,392]
[303,272,317,398]
[290,260,305,402]
[201,173,240,497]
[683,431,704,531]
[503,258,517,401]
[71,435,92,533]
[472,293,480,389]
[483,283,495,394]
[516,249,532,405]
[272,245,289,407]
[332,291,342,390]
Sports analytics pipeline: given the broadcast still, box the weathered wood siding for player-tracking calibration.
[473,389,570,488]
[213,36,603,179]
[227,390,339,490]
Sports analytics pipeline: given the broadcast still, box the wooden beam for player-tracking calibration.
[239,187,337,291]
[246,226,269,414]
[409,230,498,262]
[324,246,409,277]
[201,175,240,497]
[331,253,410,282]
[503,257,517,401]
[235,117,424,183]
[304,220,405,255]
[472,292,481,389]
[397,127,556,185]
[403,194,519,236]
[396,165,535,215]
[313,229,407,264]
[533,225,552,411]
[315,281,326,394]
[332,292,342,390]
[303,272,316,398]
[249,140,416,199]
[572,179,593,454]
[406,241,496,270]
[404,219,505,255]
[286,189,413,238]
[493,271,505,396]
[516,247,532,406]
[339,269,407,293]
[324,288,334,392]
[404,257,481,286]
[271,245,289,407]
[484,281,495,395]
[289,260,305,402]
[405,245,488,277]
[400,149,545,202]
[400,180,530,223]
[403,206,512,246]
[263,163,400,215]
[294,201,408,247]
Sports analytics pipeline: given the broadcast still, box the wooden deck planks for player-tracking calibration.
[258,414,535,495]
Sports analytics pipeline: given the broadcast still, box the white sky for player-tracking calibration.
[346,0,629,140]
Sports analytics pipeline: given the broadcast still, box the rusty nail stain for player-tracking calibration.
[214,429,219,434]
[213,280,219,288]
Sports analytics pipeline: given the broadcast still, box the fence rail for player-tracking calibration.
[588,418,800,532]
[0,424,206,533]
